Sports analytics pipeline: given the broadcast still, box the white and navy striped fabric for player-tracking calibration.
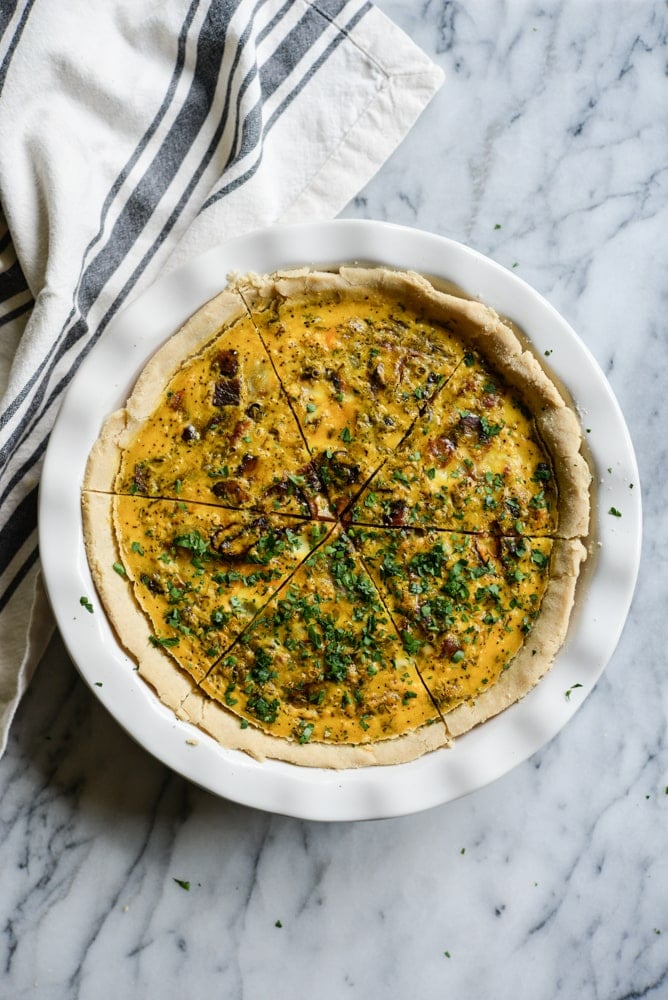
[0,0,442,751]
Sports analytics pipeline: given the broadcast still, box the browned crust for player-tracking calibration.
[82,265,592,769]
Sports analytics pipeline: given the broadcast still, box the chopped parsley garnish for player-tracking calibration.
[246,693,280,724]
[174,530,209,559]
[533,463,552,482]
[402,631,423,655]
[79,596,94,613]
[297,721,315,744]
[479,416,503,441]
[149,634,180,648]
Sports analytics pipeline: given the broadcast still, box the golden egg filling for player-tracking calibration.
[82,267,590,768]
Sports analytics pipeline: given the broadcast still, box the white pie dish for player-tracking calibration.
[38,219,642,821]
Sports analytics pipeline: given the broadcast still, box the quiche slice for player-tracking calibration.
[83,493,328,684]
[238,268,463,514]
[85,289,332,518]
[198,525,447,757]
[348,525,584,723]
[349,347,581,536]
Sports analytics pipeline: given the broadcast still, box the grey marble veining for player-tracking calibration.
[2,2,667,998]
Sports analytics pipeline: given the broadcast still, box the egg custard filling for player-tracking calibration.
[82,267,590,768]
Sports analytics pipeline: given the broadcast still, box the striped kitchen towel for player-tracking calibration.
[0,0,443,754]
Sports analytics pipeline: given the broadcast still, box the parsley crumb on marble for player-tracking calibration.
[79,596,94,613]
[275,920,283,928]
[173,878,190,890]
[443,951,451,959]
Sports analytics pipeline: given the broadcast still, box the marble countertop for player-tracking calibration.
[2,1,666,997]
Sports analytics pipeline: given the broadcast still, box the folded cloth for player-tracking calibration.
[0,0,443,755]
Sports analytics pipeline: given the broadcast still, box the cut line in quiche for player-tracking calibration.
[347,524,586,731]
[197,525,447,760]
[83,493,329,684]
[85,290,332,519]
[237,268,464,515]
[82,266,592,769]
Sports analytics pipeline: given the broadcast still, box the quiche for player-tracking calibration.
[82,266,591,768]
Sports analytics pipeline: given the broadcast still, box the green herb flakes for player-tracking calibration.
[149,634,180,648]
